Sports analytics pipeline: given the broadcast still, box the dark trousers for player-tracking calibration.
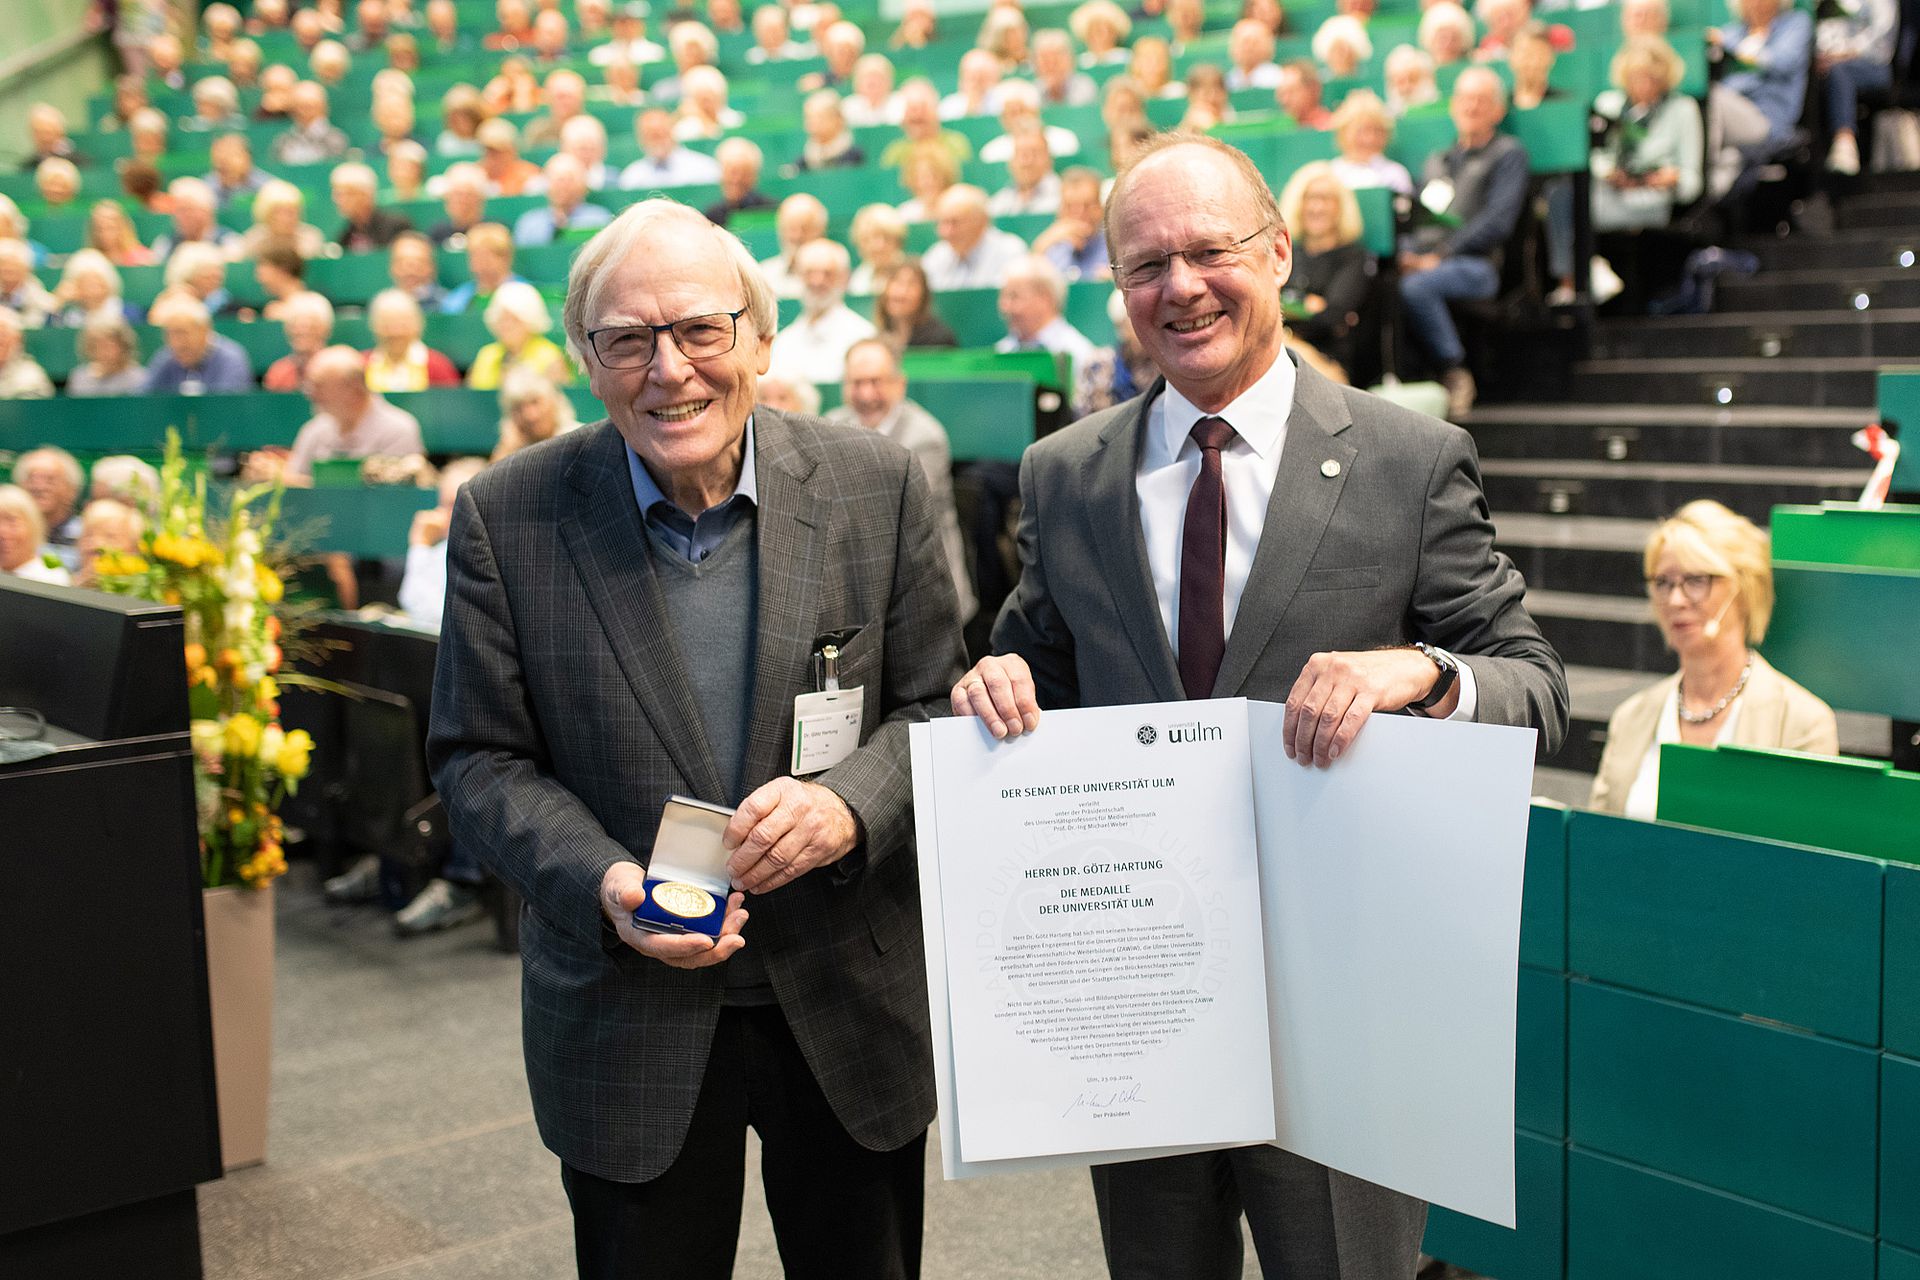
[561,1005,926,1280]
[1091,1145,1427,1280]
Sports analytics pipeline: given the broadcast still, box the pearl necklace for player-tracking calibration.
[1677,653,1753,725]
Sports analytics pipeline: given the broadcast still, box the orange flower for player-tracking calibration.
[184,642,207,670]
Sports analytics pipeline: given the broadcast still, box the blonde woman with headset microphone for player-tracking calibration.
[1589,499,1838,818]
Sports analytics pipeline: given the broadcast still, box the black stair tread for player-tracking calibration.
[1494,512,1657,550]
[1465,403,1870,428]
[1598,306,1920,329]
[1524,588,1655,622]
[1573,356,1891,373]
[1480,458,1872,485]
[1715,266,1918,286]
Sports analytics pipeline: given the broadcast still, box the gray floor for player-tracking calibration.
[197,863,1224,1280]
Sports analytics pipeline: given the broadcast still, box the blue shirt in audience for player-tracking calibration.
[144,335,255,395]
[1043,229,1109,283]
[512,202,614,246]
[438,272,529,315]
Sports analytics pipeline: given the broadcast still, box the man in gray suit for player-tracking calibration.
[426,199,965,1279]
[952,134,1567,1278]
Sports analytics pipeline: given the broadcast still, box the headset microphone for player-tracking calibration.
[1701,596,1734,640]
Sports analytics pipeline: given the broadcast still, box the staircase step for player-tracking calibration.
[1590,309,1920,361]
[1835,191,1920,231]
[1854,169,1920,195]
[1714,270,1920,312]
[1463,404,1871,469]
[1479,457,1870,522]
[1568,358,1880,409]
[1525,588,1665,673]
[1734,232,1920,273]
[1496,512,1654,598]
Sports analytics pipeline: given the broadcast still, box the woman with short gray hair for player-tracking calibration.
[67,313,146,397]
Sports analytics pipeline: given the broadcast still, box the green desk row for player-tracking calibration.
[1764,559,1920,720]
[1883,367,1920,494]
[1771,501,1920,571]
[1658,742,1920,864]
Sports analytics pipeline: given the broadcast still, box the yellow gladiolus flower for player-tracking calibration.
[224,714,263,758]
[276,728,313,779]
[256,564,285,603]
[256,675,280,708]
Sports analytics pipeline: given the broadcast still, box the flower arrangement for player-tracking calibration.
[94,430,311,890]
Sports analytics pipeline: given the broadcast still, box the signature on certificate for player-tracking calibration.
[1062,1082,1147,1118]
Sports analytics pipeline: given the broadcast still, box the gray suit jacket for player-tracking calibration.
[995,355,1566,745]
[426,409,966,1181]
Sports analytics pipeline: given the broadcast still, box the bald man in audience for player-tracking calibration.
[758,194,829,298]
[618,108,722,187]
[513,153,613,245]
[260,346,426,486]
[922,185,1029,290]
[702,137,776,225]
[768,239,877,383]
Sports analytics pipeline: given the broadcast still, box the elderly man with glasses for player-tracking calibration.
[949,131,1567,1280]
[426,200,965,1280]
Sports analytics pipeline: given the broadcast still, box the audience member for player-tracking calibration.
[35,159,81,211]
[263,346,427,487]
[1166,0,1207,51]
[486,0,536,50]
[1622,0,1671,40]
[873,260,958,348]
[759,194,831,297]
[651,22,720,103]
[0,240,56,328]
[144,294,254,394]
[1033,28,1097,105]
[334,164,416,254]
[22,104,87,171]
[73,499,145,588]
[849,203,909,294]
[1228,19,1285,89]
[1591,38,1704,230]
[1330,90,1415,193]
[980,81,1082,162]
[490,366,580,460]
[1182,64,1234,130]
[165,242,236,316]
[11,446,82,566]
[1278,161,1372,377]
[272,81,351,165]
[892,0,938,49]
[387,140,430,202]
[87,201,155,267]
[1128,36,1180,98]
[797,90,867,171]
[188,76,247,133]
[943,49,1009,119]
[923,185,1028,290]
[439,223,524,312]
[703,138,776,226]
[254,65,299,121]
[1100,76,1151,141]
[1815,0,1897,174]
[476,119,542,195]
[396,456,491,629]
[87,454,161,508]
[253,244,309,320]
[0,483,68,584]
[263,291,336,392]
[467,281,572,389]
[844,53,904,126]
[803,20,867,91]
[1510,22,1565,108]
[98,76,150,132]
[1385,45,1442,115]
[427,163,490,246]
[1314,14,1374,77]
[126,108,171,170]
[50,250,130,329]
[590,3,665,65]
[67,314,147,397]
[1707,0,1812,197]
[523,69,588,147]
[311,38,354,86]
[769,239,878,382]
[880,79,974,167]
[1032,167,1111,282]
[205,134,271,209]
[365,288,461,391]
[1420,1,1477,68]
[989,127,1063,216]
[1589,501,1838,818]
[0,197,45,266]
[1398,67,1529,417]
[826,338,976,620]
[153,178,243,262]
[1278,59,1334,128]
[979,6,1034,71]
[435,86,486,157]
[371,92,423,159]
[513,154,613,245]
[1072,0,1133,65]
[236,180,323,263]
[995,255,1098,384]
[619,108,723,187]
[895,140,960,222]
[747,3,814,63]
[755,372,822,414]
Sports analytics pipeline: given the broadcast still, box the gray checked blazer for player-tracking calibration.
[425,408,967,1182]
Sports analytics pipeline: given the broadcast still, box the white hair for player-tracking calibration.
[195,76,240,111]
[1313,14,1373,63]
[59,248,122,296]
[484,280,553,336]
[368,287,426,334]
[1004,253,1067,308]
[332,162,379,192]
[164,241,227,289]
[281,289,336,328]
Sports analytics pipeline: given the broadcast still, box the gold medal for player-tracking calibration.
[651,881,717,920]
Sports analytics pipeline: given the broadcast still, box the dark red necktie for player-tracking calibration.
[1178,416,1236,700]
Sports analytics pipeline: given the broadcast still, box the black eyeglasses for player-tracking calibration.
[1110,224,1274,291]
[586,308,748,370]
[1646,573,1721,603]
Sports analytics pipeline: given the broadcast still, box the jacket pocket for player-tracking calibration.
[1298,565,1383,592]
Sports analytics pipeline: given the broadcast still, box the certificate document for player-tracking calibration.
[912,701,1277,1165]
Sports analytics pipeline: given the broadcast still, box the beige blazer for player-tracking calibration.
[1588,652,1841,815]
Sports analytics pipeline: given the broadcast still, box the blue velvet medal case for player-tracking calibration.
[631,795,734,940]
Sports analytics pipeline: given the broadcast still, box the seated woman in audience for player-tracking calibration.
[50,250,134,329]
[1166,0,1207,52]
[467,281,571,390]
[873,260,957,350]
[87,454,160,508]
[0,483,67,583]
[675,66,746,139]
[120,162,171,215]
[1622,0,1670,40]
[492,365,580,460]
[895,141,960,223]
[1589,500,1838,819]
[0,308,51,399]
[1706,0,1812,197]
[35,159,81,212]
[387,140,429,204]
[66,314,147,397]
[253,64,297,121]
[755,373,822,415]
[1329,90,1414,193]
[435,85,487,157]
[795,89,867,171]
[844,53,903,126]
[164,242,236,317]
[849,203,909,296]
[0,238,57,328]
[891,0,938,50]
[72,498,144,588]
[263,291,336,392]
[1181,63,1234,130]
[364,288,460,391]
[1128,37,1184,98]
[1314,14,1373,79]
[127,109,171,170]
[483,56,543,116]
[1073,0,1133,65]
[1385,45,1441,116]
[396,456,489,630]
[1101,75,1152,138]
[1278,162,1372,379]
[1591,37,1703,231]
[978,6,1033,72]
[242,181,328,262]
[1509,22,1565,109]
[1419,1,1476,69]
[87,200,155,267]
[1815,0,1898,174]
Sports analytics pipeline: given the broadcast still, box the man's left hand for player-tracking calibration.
[1283,647,1458,768]
[724,777,860,894]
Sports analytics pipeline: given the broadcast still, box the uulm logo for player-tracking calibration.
[1135,725,1157,745]
[1166,721,1223,744]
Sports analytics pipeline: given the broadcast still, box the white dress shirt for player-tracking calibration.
[1134,353,1478,717]
[921,228,1030,291]
[767,303,877,382]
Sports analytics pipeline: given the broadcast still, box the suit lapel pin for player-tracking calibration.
[1321,459,1342,478]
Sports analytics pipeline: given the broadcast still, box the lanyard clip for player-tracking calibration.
[820,644,841,693]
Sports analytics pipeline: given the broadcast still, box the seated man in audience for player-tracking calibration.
[796,90,867,171]
[476,119,542,196]
[880,79,974,168]
[618,108,723,188]
[988,125,1062,216]
[204,133,272,209]
[73,498,144,588]
[365,288,462,391]
[1278,59,1334,128]
[439,223,525,313]
[589,3,665,65]
[1398,67,1529,418]
[702,137,776,226]
[35,159,81,212]
[922,184,1028,290]
[333,163,415,254]
[263,290,336,392]
[979,81,1082,163]
[0,239,56,328]
[800,18,866,91]
[995,253,1098,375]
[513,154,613,246]
[941,49,1008,119]
[0,482,67,583]
[758,193,830,298]
[768,239,878,383]
[523,68,588,148]
[22,104,87,171]
[151,179,243,262]
[1031,166,1111,282]
[1227,19,1285,90]
[12,446,83,569]
[272,80,350,166]
[560,115,617,190]
[1033,28,1098,105]
[426,164,489,248]
[387,231,446,311]
[746,2,813,63]
[256,345,426,486]
[826,337,976,622]
[143,293,254,395]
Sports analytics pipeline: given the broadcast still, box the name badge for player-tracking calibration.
[791,688,863,775]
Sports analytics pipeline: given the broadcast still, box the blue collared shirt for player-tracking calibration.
[626,416,758,562]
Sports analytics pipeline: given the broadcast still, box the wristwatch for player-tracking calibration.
[1408,642,1459,716]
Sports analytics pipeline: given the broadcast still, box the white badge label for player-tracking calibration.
[791,688,864,775]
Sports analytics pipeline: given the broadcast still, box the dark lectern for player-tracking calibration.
[0,577,222,1279]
